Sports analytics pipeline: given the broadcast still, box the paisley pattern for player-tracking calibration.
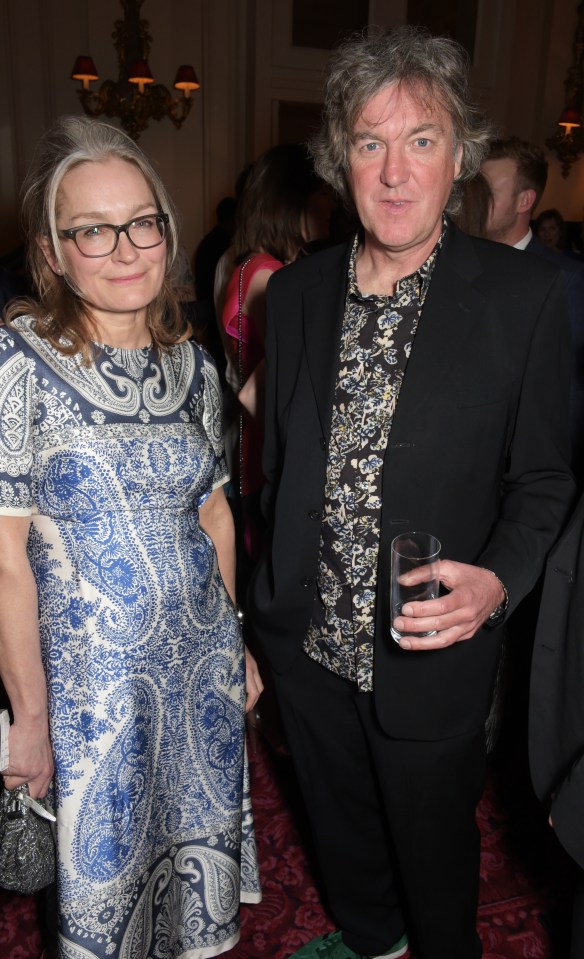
[0,316,261,958]
[304,229,443,691]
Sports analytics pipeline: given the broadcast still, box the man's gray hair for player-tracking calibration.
[309,25,494,214]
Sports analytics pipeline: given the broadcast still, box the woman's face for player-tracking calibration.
[537,217,562,250]
[42,157,167,339]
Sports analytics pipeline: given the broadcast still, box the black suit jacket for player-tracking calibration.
[526,234,584,477]
[250,222,575,741]
[530,490,584,870]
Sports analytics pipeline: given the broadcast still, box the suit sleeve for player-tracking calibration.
[551,759,584,870]
[478,271,576,611]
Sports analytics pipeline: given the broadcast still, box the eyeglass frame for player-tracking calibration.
[57,213,170,258]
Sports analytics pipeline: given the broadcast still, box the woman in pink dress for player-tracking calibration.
[221,145,329,571]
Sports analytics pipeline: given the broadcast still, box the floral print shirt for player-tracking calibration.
[303,228,443,691]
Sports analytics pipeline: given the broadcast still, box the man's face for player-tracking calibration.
[346,83,461,264]
[481,157,522,243]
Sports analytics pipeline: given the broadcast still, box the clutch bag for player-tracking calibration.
[0,783,56,894]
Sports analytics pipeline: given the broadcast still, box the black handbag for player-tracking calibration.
[0,783,56,894]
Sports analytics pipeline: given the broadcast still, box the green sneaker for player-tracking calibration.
[288,930,408,959]
[374,934,409,959]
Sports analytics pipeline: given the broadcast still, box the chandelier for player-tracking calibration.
[546,1,584,177]
[70,0,200,141]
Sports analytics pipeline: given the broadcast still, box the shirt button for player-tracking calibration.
[308,510,322,521]
[300,577,313,588]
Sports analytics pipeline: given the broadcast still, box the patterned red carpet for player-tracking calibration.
[0,726,575,959]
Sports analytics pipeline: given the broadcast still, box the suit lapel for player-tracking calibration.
[302,243,351,437]
[298,227,488,439]
[390,226,487,428]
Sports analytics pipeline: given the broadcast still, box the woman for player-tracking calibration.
[534,207,569,253]
[221,145,327,570]
[451,171,493,238]
[0,116,262,958]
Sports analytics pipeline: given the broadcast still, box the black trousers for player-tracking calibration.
[571,870,584,959]
[273,652,485,959]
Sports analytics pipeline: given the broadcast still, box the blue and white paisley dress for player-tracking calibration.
[0,315,261,958]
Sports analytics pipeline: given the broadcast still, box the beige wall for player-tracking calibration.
[536,0,584,219]
[504,0,584,218]
[0,0,248,258]
[0,0,583,264]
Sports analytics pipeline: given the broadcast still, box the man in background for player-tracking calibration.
[482,137,584,480]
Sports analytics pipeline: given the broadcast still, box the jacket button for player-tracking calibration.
[308,510,322,521]
[320,437,326,450]
[300,577,313,588]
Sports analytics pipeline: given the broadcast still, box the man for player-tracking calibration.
[482,137,584,478]
[529,489,584,959]
[481,137,547,250]
[249,27,575,959]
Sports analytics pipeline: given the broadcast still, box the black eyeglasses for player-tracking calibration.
[58,213,169,258]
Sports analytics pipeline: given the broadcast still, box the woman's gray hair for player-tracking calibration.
[309,25,494,214]
[24,115,179,297]
[9,115,184,358]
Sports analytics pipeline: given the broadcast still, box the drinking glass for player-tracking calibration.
[390,531,441,642]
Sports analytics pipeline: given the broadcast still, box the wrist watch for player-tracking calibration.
[487,600,507,627]
[482,568,509,628]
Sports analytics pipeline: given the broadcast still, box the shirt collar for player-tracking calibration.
[514,228,533,250]
[348,216,447,303]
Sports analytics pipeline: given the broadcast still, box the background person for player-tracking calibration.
[0,116,262,959]
[482,137,584,483]
[194,196,237,304]
[529,489,584,959]
[220,146,332,754]
[221,143,327,577]
[451,171,493,238]
[534,206,569,253]
[192,196,237,383]
[249,27,574,959]
[533,206,584,262]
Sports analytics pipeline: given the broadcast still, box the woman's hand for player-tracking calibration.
[2,719,54,799]
[0,515,53,800]
[244,647,263,713]
[238,360,265,418]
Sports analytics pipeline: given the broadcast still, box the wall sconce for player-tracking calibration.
[546,2,584,177]
[70,0,200,141]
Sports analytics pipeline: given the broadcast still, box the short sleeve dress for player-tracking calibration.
[0,315,261,958]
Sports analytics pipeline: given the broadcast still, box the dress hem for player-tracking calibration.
[241,890,262,904]
[175,930,240,958]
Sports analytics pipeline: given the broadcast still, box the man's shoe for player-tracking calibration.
[288,930,408,959]
[374,934,409,959]
[287,932,360,958]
